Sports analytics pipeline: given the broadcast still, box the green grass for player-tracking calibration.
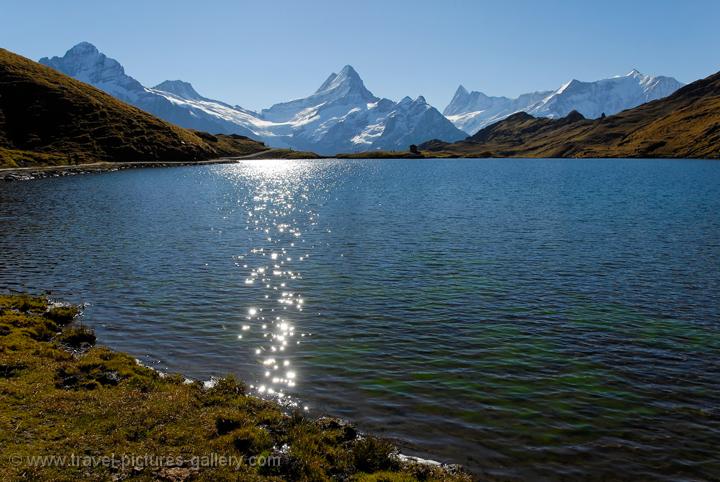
[0,293,469,481]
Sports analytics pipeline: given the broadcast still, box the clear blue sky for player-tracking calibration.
[2,0,719,111]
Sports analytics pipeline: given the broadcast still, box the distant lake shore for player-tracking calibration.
[4,154,719,182]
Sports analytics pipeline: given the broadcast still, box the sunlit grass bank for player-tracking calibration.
[0,293,469,481]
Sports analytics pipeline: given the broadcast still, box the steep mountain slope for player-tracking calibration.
[444,86,551,135]
[40,43,465,154]
[262,65,378,123]
[0,48,268,168]
[261,70,465,154]
[445,70,684,135]
[530,70,684,118]
[422,70,720,159]
[39,43,259,138]
[258,66,466,153]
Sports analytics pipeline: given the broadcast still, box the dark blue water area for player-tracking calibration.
[1,158,719,479]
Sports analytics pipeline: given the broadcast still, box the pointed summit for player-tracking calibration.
[454,85,469,97]
[154,80,204,100]
[262,64,376,123]
[315,64,367,95]
[337,64,360,80]
[316,72,338,93]
[444,84,488,116]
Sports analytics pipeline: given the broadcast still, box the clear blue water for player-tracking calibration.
[1,158,719,480]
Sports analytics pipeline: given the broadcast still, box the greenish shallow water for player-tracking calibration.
[1,158,719,480]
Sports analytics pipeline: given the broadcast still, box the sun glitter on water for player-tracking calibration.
[219,159,328,410]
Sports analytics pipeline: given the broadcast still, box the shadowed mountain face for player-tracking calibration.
[40,43,466,154]
[0,48,267,167]
[445,70,684,135]
[422,71,720,159]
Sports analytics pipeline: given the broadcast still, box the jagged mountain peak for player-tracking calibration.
[454,85,469,96]
[262,65,376,123]
[66,41,100,56]
[153,80,204,100]
[446,69,684,135]
[39,42,145,102]
[338,64,359,77]
[40,43,467,154]
[315,64,367,95]
[316,72,338,93]
[41,41,109,68]
[557,79,582,93]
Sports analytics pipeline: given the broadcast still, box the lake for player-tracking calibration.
[1,158,719,480]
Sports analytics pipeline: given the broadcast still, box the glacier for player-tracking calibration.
[445,70,684,135]
[39,43,466,155]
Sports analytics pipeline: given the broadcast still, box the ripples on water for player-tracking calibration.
[1,158,719,480]
[221,160,332,406]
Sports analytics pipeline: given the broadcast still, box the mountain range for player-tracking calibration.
[39,43,691,155]
[444,70,684,135]
[3,41,717,166]
[0,48,268,168]
[422,70,720,159]
[40,43,466,155]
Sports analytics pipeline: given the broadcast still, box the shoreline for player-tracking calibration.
[0,293,470,481]
[4,154,716,182]
[0,159,243,181]
[0,148,325,181]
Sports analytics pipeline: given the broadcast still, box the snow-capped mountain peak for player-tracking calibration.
[42,44,465,154]
[530,70,684,119]
[66,41,100,56]
[261,65,377,123]
[445,69,684,135]
[40,41,145,102]
[315,64,374,101]
[153,80,205,101]
[556,79,580,95]
[316,72,338,93]
[256,66,465,153]
[454,85,469,97]
[316,65,365,93]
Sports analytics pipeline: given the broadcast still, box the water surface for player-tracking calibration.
[1,159,719,480]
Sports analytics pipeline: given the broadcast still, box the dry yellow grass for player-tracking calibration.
[422,71,720,159]
[0,48,269,168]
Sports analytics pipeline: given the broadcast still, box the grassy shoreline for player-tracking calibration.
[0,293,470,481]
[0,159,247,181]
[0,150,322,181]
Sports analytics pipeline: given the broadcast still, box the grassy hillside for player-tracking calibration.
[421,71,720,159]
[0,293,469,481]
[0,48,269,168]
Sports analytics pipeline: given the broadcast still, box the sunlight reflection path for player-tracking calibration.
[219,159,331,410]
